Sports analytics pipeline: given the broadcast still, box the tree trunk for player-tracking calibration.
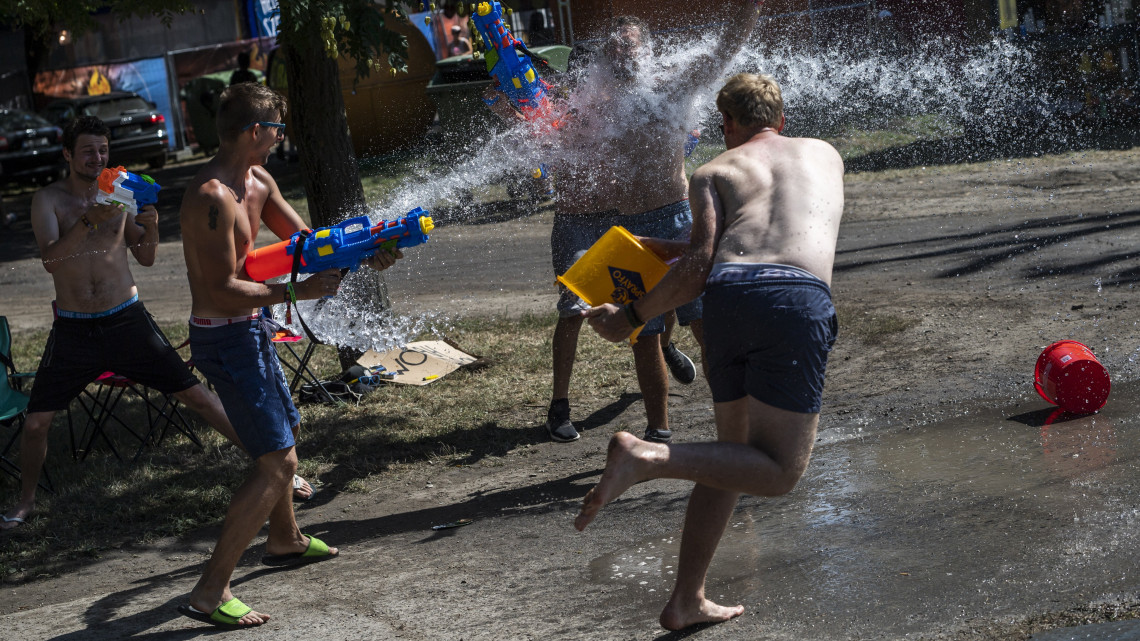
[283,37,390,370]
[283,40,366,228]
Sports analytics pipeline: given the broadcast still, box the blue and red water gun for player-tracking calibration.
[244,207,434,282]
[471,1,552,121]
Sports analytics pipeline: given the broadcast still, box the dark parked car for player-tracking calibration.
[0,109,65,187]
[41,92,168,169]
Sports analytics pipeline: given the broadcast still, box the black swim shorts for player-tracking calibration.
[27,301,200,413]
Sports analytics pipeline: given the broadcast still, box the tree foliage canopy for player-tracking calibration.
[4,0,415,81]
[0,0,195,43]
[276,0,413,82]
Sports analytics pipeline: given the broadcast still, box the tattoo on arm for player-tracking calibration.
[208,205,219,231]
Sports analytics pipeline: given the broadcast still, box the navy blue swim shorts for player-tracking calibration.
[702,263,838,413]
[28,300,199,413]
[188,315,299,460]
[551,200,702,336]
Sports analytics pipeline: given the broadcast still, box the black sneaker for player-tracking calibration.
[663,342,696,385]
[644,426,672,443]
[546,399,580,442]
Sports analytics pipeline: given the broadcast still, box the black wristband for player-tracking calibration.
[623,302,644,328]
[81,214,95,230]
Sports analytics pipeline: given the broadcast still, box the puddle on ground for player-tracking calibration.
[588,537,679,594]
[586,379,1140,634]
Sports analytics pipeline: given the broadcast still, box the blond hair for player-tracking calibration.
[716,73,783,129]
[216,83,288,142]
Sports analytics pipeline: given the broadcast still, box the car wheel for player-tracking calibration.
[147,154,167,169]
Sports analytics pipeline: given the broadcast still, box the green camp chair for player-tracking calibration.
[0,317,52,492]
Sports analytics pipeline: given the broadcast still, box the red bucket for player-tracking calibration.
[1034,340,1111,414]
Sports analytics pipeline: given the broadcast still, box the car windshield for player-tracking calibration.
[81,97,152,119]
[0,111,53,131]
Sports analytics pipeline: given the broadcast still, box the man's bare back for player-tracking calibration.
[699,131,845,284]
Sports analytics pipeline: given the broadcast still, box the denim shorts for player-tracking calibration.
[702,263,838,413]
[28,301,199,413]
[551,200,702,336]
[188,315,299,460]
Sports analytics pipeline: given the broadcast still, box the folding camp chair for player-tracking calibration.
[132,340,203,461]
[0,316,53,492]
[68,372,149,461]
[263,308,333,399]
[68,370,203,463]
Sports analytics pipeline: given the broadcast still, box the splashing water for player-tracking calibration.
[745,37,1035,140]
[302,25,1043,351]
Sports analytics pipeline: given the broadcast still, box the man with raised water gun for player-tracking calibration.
[1,116,254,531]
[481,2,760,446]
[176,82,402,629]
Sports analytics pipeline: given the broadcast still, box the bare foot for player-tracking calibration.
[659,596,744,631]
[189,592,270,627]
[574,431,662,531]
[292,474,313,501]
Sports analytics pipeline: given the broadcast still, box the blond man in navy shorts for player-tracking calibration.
[576,73,845,631]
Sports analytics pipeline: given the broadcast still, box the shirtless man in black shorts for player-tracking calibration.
[0,116,243,530]
[576,73,845,631]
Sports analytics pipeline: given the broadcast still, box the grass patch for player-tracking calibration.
[278,145,478,224]
[0,313,674,582]
[827,114,963,161]
[683,114,966,178]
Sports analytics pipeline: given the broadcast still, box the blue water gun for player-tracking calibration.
[97,166,160,215]
[471,1,551,120]
[245,207,434,281]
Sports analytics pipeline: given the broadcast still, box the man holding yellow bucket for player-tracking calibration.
[575,73,845,631]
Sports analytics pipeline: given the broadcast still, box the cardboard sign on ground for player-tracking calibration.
[356,340,479,386]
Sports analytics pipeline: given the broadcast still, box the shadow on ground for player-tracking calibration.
[0,384,645,583]
[835,209,1140,286]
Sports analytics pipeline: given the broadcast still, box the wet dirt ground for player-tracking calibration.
[1,144,1140,640]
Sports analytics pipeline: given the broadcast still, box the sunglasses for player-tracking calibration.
[347,367,394,386]
[242,121,286,132]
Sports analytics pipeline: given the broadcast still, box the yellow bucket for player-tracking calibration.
[556,226,669,341]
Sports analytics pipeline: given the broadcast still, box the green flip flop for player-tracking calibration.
[177,597,258,629]
[261,534,338,568]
